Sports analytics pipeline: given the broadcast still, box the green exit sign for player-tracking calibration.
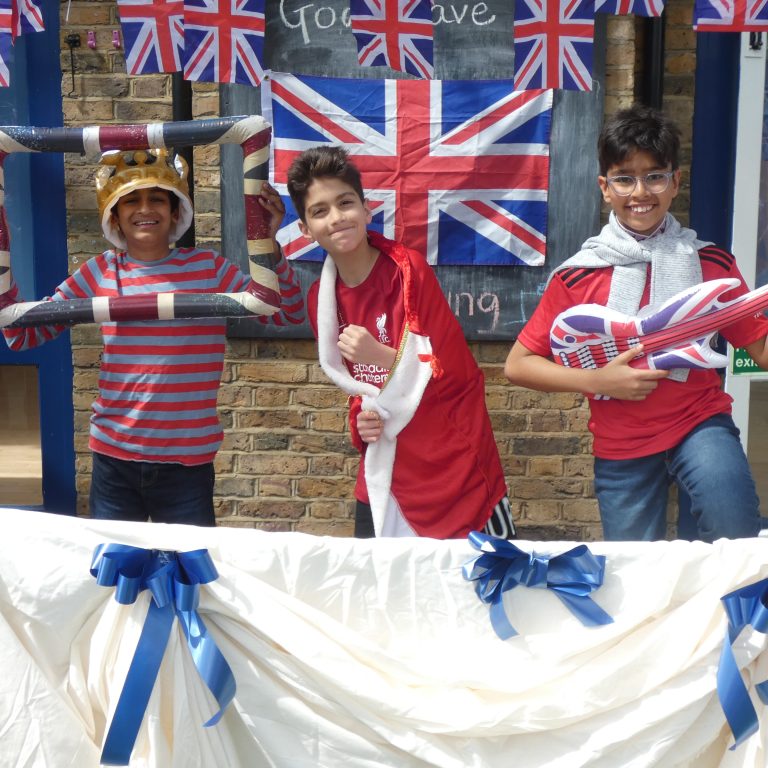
[731,347,768,376]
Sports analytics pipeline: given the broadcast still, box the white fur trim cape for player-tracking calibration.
[316,254,434,537]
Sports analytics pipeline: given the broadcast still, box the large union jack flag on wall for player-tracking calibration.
[349,0,435,79]
[262,72,552,266]
[595,0,665,16]
[513,0,596,91]
[117,0,183,74]
[693,0,768,30]
[183,0,265,85]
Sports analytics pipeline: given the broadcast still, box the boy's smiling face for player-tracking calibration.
[112,186,178,260]
[598,149,680,236]
[298,176,372,258]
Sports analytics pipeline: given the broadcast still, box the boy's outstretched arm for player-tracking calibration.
[256,181,305,326]
[743,335,768,371]
[504,341,668,401]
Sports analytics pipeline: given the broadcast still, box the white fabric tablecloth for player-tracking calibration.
[1,509,768,767]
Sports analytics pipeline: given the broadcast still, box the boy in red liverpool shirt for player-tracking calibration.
[505,104,768,542]
[286,145,513,539]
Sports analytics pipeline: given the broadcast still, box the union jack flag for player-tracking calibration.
[595,0,665,15]
[349,0,435,79]
[693,0,768,30]
[513,0,596,92]
[0,0,11,87]
[11,0,43,39]
[183,0,265,85]
[262,72,552,266]
[117,0,183,74]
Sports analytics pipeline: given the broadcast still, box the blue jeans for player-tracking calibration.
[90,452,216,526]
[594,414,761,542]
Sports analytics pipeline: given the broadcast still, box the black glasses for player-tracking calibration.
[605,171,675,196]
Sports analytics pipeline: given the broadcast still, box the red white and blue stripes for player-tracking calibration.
[4,248,270,463]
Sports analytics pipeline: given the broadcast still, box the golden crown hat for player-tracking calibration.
[95,149,194,250]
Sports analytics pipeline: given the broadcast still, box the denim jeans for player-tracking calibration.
[594,414,761,542]
[90,452,216,526]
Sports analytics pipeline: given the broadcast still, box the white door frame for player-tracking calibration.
[726,34,768,448]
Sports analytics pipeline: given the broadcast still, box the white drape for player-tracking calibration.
[1,508,767,767]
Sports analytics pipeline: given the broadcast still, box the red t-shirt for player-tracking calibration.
[517,245,768,459]
[334,252,406,386]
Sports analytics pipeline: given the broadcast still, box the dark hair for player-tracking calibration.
[598,104,681,175]
[286,146,365,222]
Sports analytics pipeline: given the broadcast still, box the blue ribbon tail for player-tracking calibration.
[178,609,237,727]
[488,594,519,640]
[101,599,175,766]
[555,591,614,627]
[717,631,760,751]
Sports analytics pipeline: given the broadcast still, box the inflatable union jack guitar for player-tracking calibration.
[551,278,768,371]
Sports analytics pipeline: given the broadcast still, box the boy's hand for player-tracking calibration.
[258,181,286,240]
[338,324,397,369]
[357,410,383,443]
[597,346,669,400]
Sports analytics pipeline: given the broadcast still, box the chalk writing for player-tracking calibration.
[446,289,500,334]
[279,0,495,45]
[432,2,495,25]
[515,289,545,328]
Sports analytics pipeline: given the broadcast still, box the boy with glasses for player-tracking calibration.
[505,104,768,542]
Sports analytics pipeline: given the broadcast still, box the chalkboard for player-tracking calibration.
[223,0,607,341]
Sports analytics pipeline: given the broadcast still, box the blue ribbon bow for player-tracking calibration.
[90,544,236,766]
[462,532,614,640]
[717,578,768,750]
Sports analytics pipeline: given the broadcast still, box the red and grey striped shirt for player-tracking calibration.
[4,247,303,465]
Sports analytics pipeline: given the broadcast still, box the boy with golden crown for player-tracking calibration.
[3,148,300,525]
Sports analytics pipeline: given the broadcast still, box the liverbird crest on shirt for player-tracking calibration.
[376,313,390,344]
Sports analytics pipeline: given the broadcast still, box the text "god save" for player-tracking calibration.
[279,0,496,45]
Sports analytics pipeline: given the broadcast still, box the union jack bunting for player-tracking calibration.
[262,72,553,266]
[349,0,435,79]
[595,0,665,16]
[0,0,11,87]
[117,0,183,74]
[11,0,43,39]
[513,0,596,92]
[693,0,768,30]
[183,0,265,85]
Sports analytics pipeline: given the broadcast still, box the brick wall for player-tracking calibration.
[663,0,697,223]
[60,2,696,540]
